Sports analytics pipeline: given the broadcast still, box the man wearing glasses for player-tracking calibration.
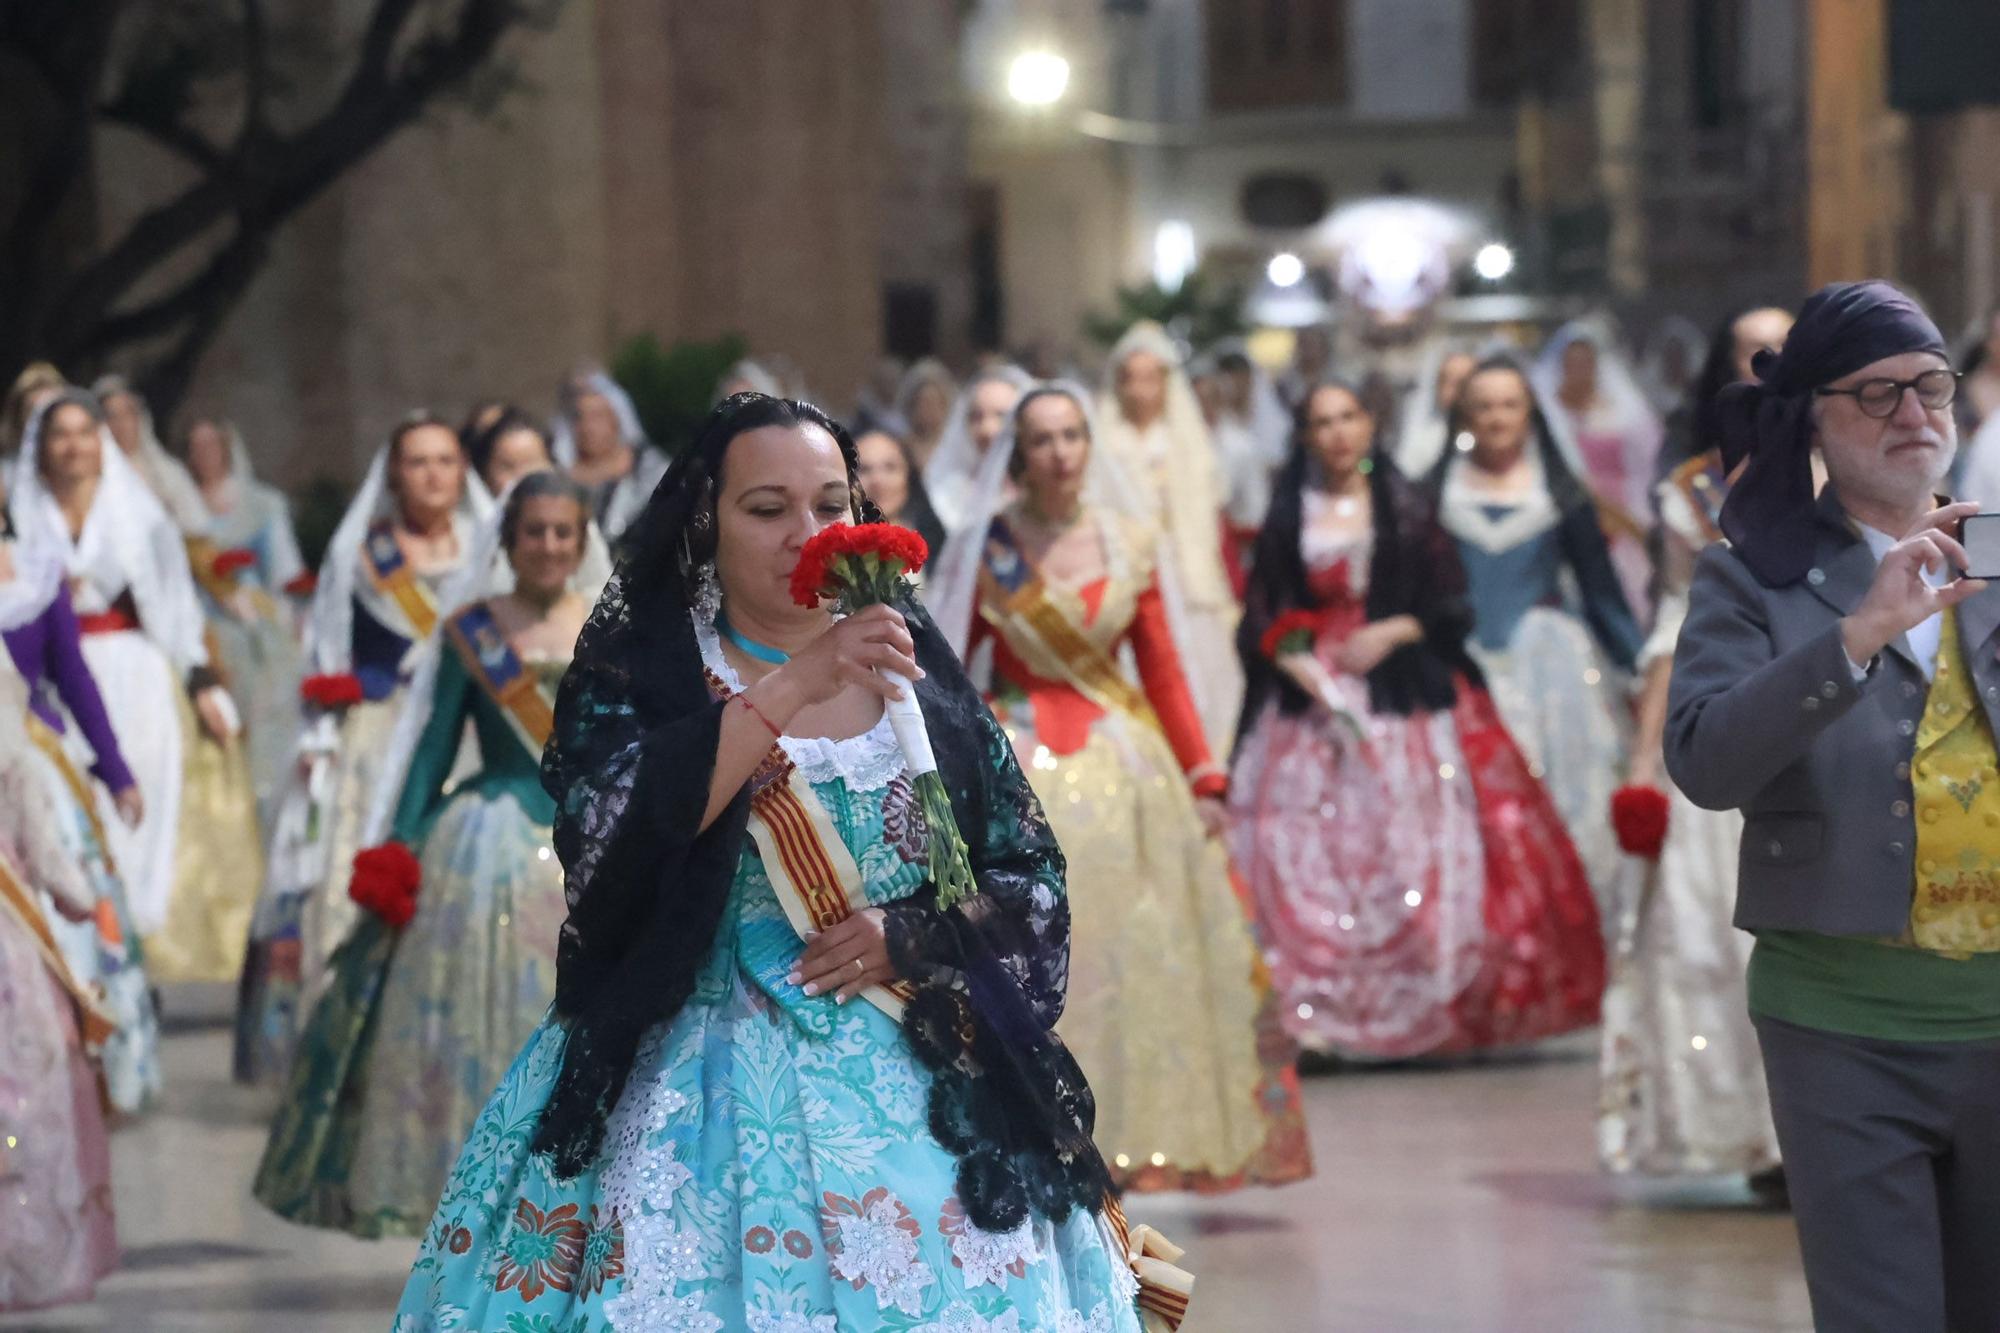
[1665,281,2000,1331]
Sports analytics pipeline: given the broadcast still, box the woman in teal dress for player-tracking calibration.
[389,395,1175,1332]
[254,472,593,1236]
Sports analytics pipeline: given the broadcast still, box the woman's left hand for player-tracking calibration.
[1194,795,1229,840]
[788,907,896,1004]
[194,686,237,743]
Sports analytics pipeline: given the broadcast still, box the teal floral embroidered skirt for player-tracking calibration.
[391,771,1143,1332]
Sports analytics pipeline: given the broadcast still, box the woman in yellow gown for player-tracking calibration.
[932,382,1311,1193]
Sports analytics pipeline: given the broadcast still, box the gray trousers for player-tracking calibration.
[1754,1015,2000,1332]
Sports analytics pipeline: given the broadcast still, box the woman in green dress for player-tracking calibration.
[385,394,1177,1332]
[254,471,595,1236]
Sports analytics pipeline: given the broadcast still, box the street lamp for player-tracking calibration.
[1473,242,1515,282]
[1154,221,1196,292]
[1007,50,1071,106]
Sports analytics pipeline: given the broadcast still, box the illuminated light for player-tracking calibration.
[1438,763,1456,780]
[1266,251,1306,289]
[537,846,552,862]
[1115,1153,1131,1168]
[1154,221,1197,292]
[1404,889,1423,907]
[4,1136,14,1149]
[1453,430,1475,453]
[1150,1152,1167,1167]
[1320,911,1337,927]
[1690,1035,1708,1051]
[497,913,511,928]
[1067,790,1082,804]
[1338,914,1355,930]
[1583,668,1602,686]
[1007,50,1071,106]
[1474,242,1515,281]
[1296,1002,1315,1020]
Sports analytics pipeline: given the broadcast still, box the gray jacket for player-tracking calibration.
[1664,487,2000,935]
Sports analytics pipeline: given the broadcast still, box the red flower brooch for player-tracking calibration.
[1259,608,1323,661]
[211,548,257,580]
[349,842,422,927]
[789,522,930,609]
[299,672,364,710]
[1611,784,1671,860]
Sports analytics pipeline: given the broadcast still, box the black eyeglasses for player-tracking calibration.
[1813,368,1958,419]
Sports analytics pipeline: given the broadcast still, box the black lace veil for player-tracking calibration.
[532,393,1110,1232]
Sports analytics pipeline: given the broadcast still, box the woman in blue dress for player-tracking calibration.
[391,394,1175,1332]
[1428,354,1644,907]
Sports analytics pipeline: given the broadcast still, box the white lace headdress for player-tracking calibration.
[550,370,649,470]
[13,393,210,674]
[302,437,496,677]
[924,379,1188,674]
[922,364,1033,537]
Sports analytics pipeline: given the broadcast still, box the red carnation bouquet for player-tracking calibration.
[211,548,257,581]
[349,842,422,927]
[1611,784,1670,860]
[300,672,364,710]
[789,522,931,608]
[1259,608,1324,661]
[1258,606,1364,741]
[790,523,976,910]
[282,571,318,598]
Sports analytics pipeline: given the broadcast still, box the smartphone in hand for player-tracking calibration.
[1962,512,2000,579]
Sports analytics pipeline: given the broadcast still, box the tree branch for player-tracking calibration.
[356,0,427,89]
[84,223,262,350]
[54,0,537,381]
[96,101,228,172]
[134,227,268,415]
[237,0,269,144]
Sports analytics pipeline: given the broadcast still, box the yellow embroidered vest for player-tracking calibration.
[1910,605,2000,953]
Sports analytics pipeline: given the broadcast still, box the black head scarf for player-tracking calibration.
[1716,280,1948,585]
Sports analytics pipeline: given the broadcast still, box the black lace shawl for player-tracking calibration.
[531,398,1110,1233]
[1235,447,1480,748]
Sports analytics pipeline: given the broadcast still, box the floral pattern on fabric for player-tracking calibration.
[390,759,1143,1331]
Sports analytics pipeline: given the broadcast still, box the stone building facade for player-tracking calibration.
[93,0,969,489]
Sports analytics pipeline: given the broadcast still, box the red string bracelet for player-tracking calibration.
[735,694,783,739]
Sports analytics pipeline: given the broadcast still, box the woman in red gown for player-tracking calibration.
[1229,380,1605,1058]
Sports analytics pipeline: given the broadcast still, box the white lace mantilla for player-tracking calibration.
[693,610,906,791]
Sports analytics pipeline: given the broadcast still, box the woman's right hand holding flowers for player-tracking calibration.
[773,604,924,707]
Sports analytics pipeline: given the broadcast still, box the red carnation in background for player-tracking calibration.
[211,548,257,580]
[1259,609,1324,661]
[1611,785,1671,860]
[349,842,422,928]
[300,672,364,710]
[282,571,318,598]
[789,523,930,609]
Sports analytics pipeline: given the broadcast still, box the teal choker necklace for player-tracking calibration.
[717,609,790,665]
